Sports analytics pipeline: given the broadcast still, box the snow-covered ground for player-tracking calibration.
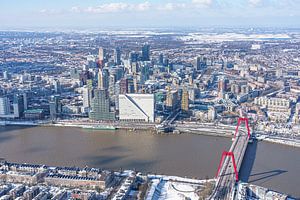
[146,175,215,200]
[178,33,291,43]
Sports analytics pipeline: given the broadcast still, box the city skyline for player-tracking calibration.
[1,0,300,29]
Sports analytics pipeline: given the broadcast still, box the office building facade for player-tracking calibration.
[119,94,155,122]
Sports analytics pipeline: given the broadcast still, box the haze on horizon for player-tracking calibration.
[0,0,300,29]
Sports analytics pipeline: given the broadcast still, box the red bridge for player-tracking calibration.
[210,117,251,200]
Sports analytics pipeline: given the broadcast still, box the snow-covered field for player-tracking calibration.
[146,175,215,200]
[178,33,291,43]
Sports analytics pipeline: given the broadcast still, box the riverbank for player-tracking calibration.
[262,137,300,148]
[185,129,300,148]
[1,120,300,148]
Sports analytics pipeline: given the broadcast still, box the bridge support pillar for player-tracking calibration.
[216,151,239,182]
[234,117,250,139]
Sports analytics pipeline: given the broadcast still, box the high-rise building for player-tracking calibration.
[140,63,150,83]
[53,79,61,94]
[195,55,207,70]
[13,94,24,118]
[109,74,116,97]
[49,95,61,120]
[3,71,10,80]
[0,97,11,115]
[98,47,105,62]
[82,86,91,108]
[127,77,135,93]
[142,44,150,61]
[98,69,109,90]
[119,94,155,122]
[119,78,128,94]
[114,47,121,65]
[131,62,139,74]
[159,54,164,65]
[133,76,138,93]
[218,76,228,98]
[87,79,93,89]
[181,88,189,112]
[129,51,139,63]
[166,89,179,110]
[110,66,124,82]
[89,89,115,121]
[98,47,106,68]
[23,92,28,110]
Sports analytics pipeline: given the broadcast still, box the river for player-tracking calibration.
[0,126,299,198]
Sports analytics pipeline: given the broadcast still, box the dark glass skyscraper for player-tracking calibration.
[13,94,24,118]
[142,44,150,61]
[114,47,121,65]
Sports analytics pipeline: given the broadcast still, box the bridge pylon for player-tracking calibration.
[234,117,250,139]
[216,151,239,181]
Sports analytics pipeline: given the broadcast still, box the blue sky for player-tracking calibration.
[1,0,299,29]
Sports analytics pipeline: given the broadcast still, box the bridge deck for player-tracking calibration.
[211,128,249,200]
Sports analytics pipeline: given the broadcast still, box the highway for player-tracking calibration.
[210,126,249,200]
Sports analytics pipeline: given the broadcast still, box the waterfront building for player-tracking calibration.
[82,86,91,108]
[119,94,155,122]
[208,106,217,121]
[254,97,291,122]
[13,94,24,118]
[23,92,28,110]
[89,89,115,121]
[49,95,61,120]
[0,97,11,115]
[24,109,44,120]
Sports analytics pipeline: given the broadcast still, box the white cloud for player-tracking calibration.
[157,3,186,11]
[70,6,80,13]
[75,2,152,14]
[192,0,213,7]
[134,2,151,11]
[85,3,129,13]
[248,0,262,7]
[39,9,63,15]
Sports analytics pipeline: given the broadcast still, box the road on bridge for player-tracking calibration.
[211,118,250,200]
